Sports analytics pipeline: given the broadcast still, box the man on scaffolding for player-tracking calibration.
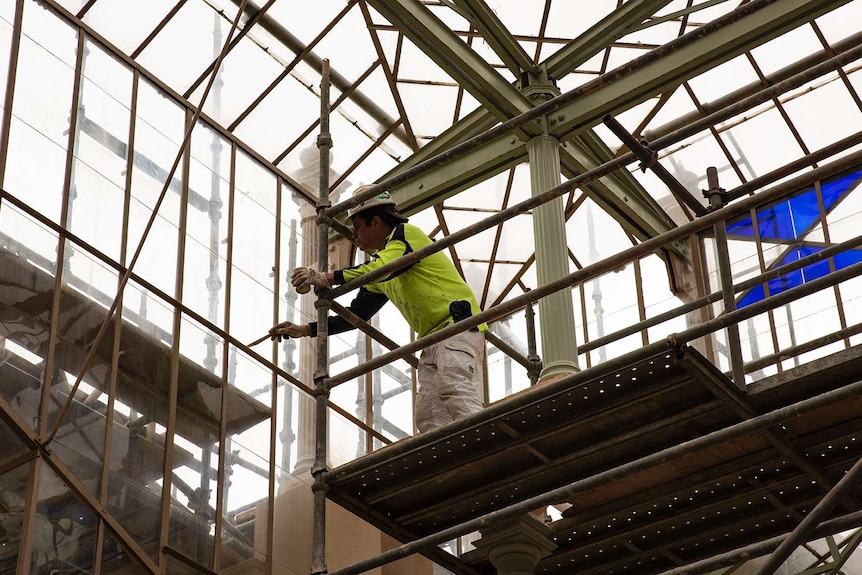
[268,185,487,433]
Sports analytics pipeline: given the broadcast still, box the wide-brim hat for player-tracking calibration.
[347,185,408,222]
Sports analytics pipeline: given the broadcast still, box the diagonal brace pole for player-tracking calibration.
[752,454,862,575]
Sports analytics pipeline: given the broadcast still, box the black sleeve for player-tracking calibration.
[308,287,389,337]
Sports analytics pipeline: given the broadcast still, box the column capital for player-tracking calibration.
[473,515,557,575]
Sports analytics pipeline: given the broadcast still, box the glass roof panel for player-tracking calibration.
[815,2,862,43]
[83,0,176,54]
[567,196,632,264]
[314,7,382,84]
[782,79,862,152]
[556,53,607,91]
[685,54,761,101]
[848,64,862,104]
[543,1,616,44]
[605,44,653,72]
[186,28,286,128]
[716,105,801,182]
[136,0,239,96]
[467,36,507,73]
[398,83,461,140]
[675,0,743,24]
[0,11,13,105]
[53,0,88,13]
[0,2,13,21]
[262,0,351,45]
[487,0,544,38]
[619,20,685,47]
[749,23,824,77]
[232,67,321,163]
[639,89,699,134]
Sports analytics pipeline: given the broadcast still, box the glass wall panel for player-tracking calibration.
[373,357,413,444]
[105,416,165,566]
[0,3,14,113]
[276,382,312,488]
[329,333,362,408]
[165,315,226,570]
[222,345,271,569]
[101,525,152,574]
[104,280,175,565]
[0,414,27,458]
[330,400,367,468]
[45,240,119,460]
[4,2,77,221]
[168,425,219,570]
[276,185,311,373]
[640,254,690,342]
[230,151,276,345]
[224,344,272,568]
[166,554,204,575]
[68,40,133,261]
[135,0,231,97]
[487,312,533,403]
[0,203,58,430]
[344,315,414,444]
[127,80,183,297]
[0,2,13,27]
[30,461,97,574]
[178,311,223,390]
[580,264,640,363]
[183,123,230,329]
[120,278,174,346]
[0,459,30,574]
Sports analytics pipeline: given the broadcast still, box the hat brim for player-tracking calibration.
[350,204,409,223]
[389,209,409,223]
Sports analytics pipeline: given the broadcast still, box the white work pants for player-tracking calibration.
[415,330,485,433]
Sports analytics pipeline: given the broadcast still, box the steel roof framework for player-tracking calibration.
[3,1,862,574]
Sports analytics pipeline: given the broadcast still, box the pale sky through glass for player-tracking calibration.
[6,0,862,511]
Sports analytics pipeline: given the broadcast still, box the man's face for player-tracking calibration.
[352,215,389,252]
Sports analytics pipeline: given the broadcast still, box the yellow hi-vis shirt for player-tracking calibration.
[330,223,487,338]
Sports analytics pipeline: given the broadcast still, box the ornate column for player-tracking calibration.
[522,71,579,381]
[289,147,350,476]
[527,132,579,379]
[291,196,320,476]
[472,515,556,575]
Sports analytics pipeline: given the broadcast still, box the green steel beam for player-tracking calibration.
[385,106,499,176]
[378,0,848,249]
[451,0,537,77]
[389,130,526,215]
[543,0,675,79]
[547,0,852,141]
[370,0,679,253]
[385,0,678,171]
[366,0,532,121]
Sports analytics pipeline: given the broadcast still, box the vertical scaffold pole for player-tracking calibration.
[706,166,746,391]
[311,59,332,575]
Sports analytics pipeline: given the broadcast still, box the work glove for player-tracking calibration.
[269,321,312,341]
[291,267,333,293]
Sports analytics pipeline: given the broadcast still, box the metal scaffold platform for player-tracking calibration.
[326,343,862,575]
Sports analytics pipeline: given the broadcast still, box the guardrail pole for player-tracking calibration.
[311,59,332,575]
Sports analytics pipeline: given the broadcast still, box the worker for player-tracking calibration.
[269,185,487,433]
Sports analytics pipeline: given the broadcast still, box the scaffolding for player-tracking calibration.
[298,51,862,575]
[4,2,862,575]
